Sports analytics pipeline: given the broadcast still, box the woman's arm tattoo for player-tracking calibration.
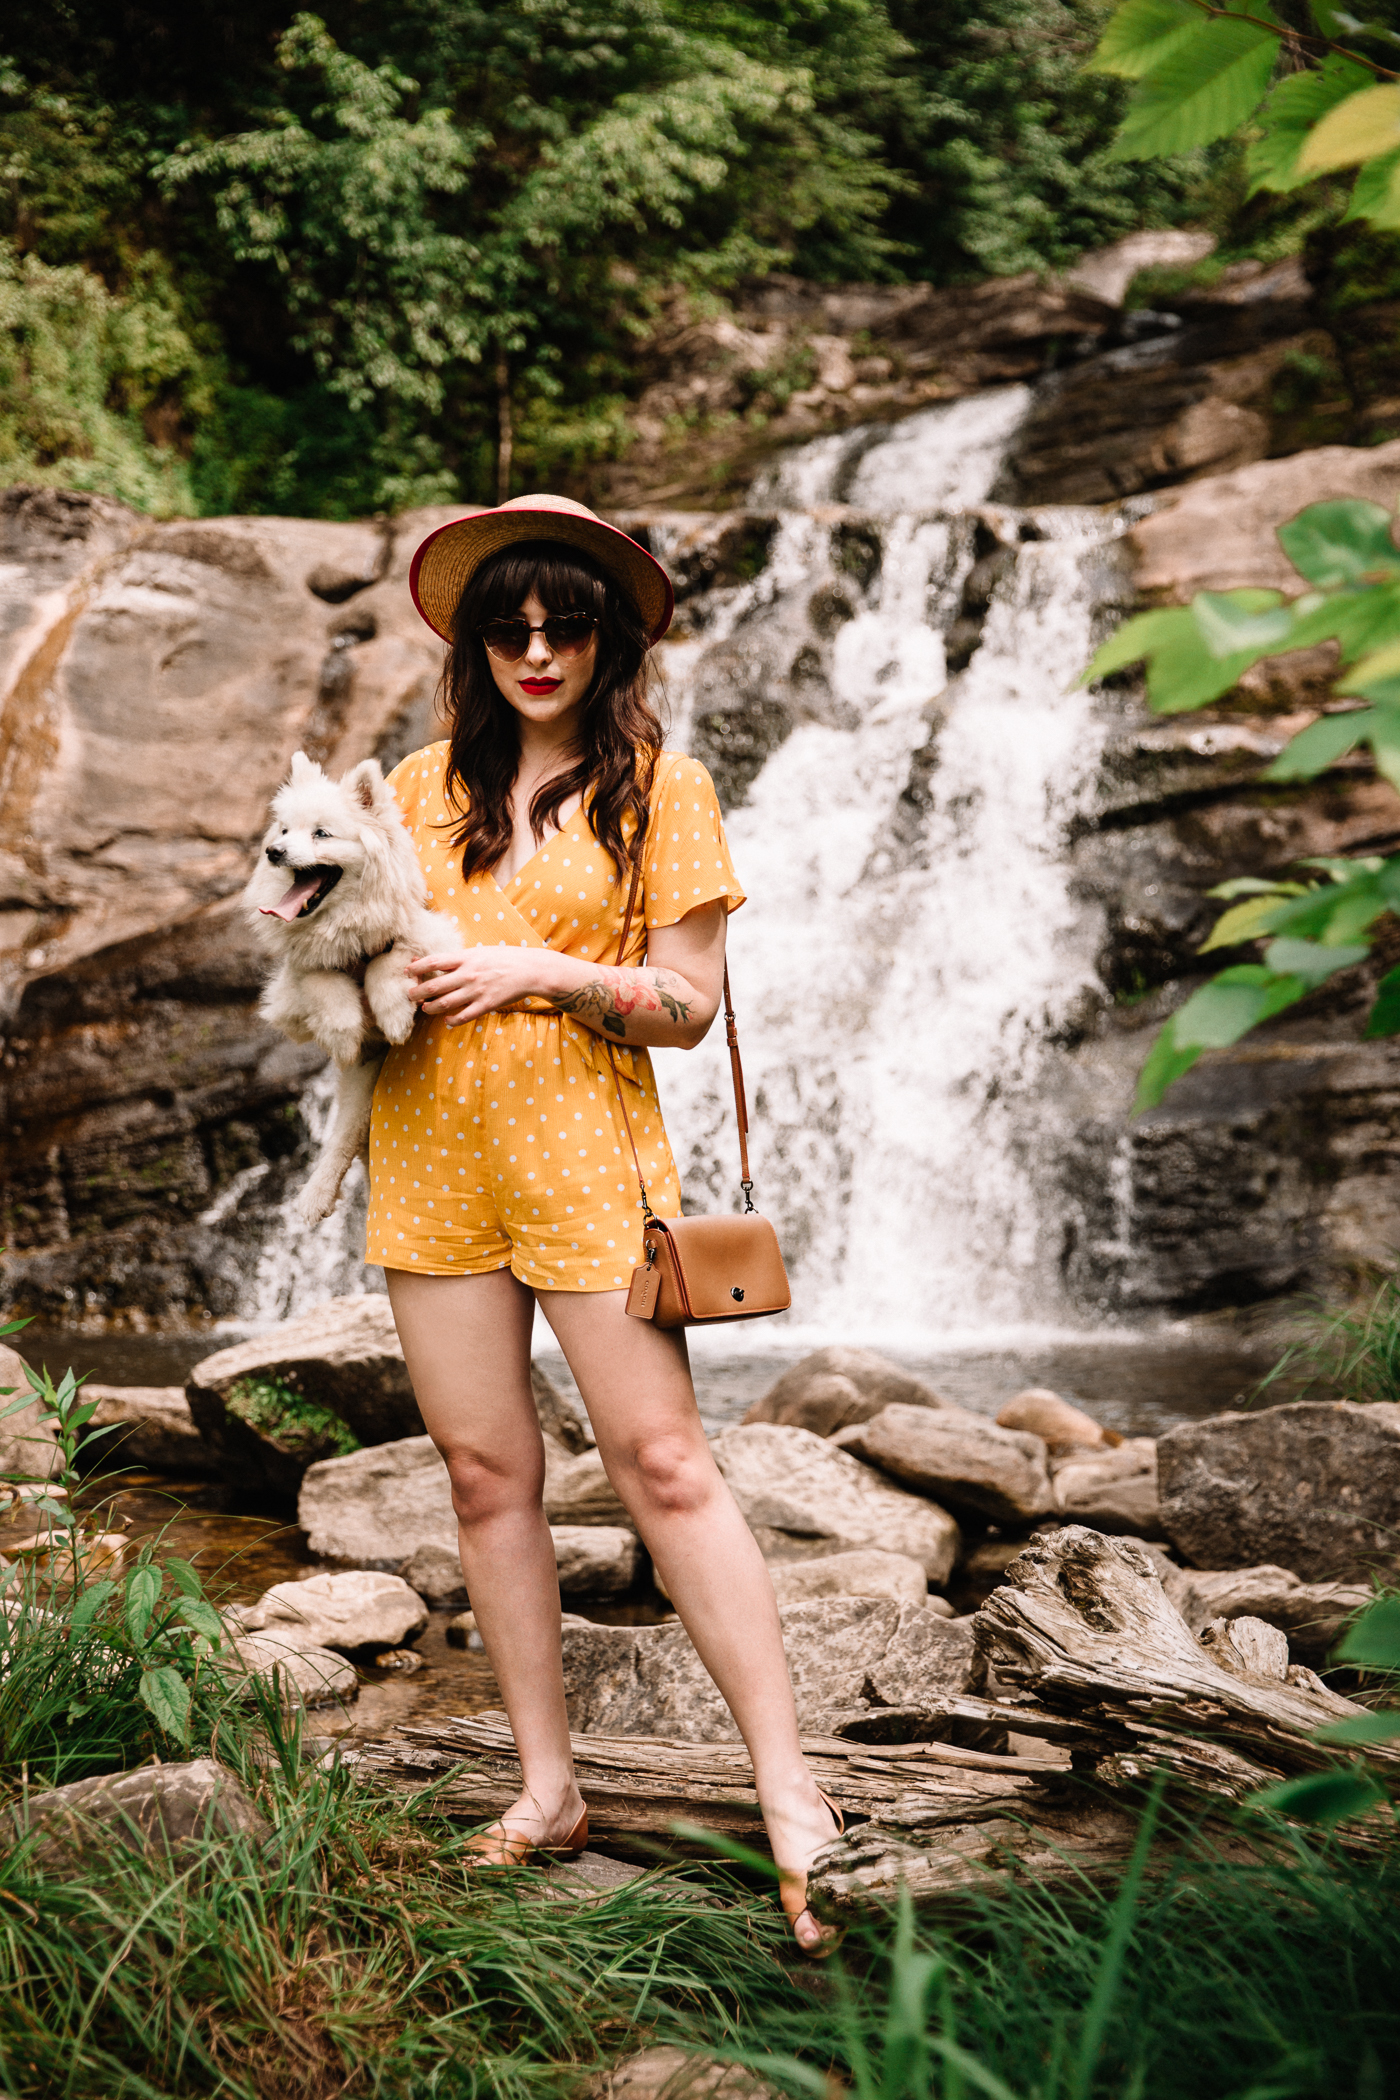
[556,968,694,1039]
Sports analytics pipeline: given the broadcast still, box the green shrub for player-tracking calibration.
[224,1376,360,1461]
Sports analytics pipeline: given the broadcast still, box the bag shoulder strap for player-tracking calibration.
[610,846,754,1214]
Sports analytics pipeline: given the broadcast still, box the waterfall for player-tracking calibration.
[248,387,1136,1339]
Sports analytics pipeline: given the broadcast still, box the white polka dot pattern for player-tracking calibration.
[364,744,744,1288]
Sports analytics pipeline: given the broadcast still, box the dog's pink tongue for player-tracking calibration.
[260,871,323,921]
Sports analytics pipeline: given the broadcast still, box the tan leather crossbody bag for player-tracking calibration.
[605,857,791,1329]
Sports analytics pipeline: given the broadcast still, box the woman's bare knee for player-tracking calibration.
[612,1430,717,1521]
[441,1443,544,1526]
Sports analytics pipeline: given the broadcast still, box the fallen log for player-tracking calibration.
[361,1530,1395,1909]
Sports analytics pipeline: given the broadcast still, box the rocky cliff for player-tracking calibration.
[3,238,1400,1327]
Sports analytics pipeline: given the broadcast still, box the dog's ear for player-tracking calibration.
[343,758,388,815]
[288,750,319,786]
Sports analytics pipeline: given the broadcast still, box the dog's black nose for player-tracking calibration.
[266,845,287,866]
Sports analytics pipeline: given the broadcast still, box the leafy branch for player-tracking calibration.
[1091,0,1400,225]
[1082,497,1400,1107]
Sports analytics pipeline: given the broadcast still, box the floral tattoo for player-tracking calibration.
[556,969,694,1039]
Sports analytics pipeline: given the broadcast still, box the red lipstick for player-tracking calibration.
[519,677,562,693]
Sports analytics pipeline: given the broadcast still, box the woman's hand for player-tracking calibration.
[405,902,727,1047]
[406,947,559,1025]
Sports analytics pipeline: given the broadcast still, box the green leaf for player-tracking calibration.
[1298,81,1400,172]
[1314,1708,1400,1745]
[175,1597,226,1643]
[1192,589,1293,659]
[1248,57,1375,194]
[1262,936,1370,983]
[125,1563,162,1647]
[1250,1766,1387,1825]
[1338,641,1400,704]
[162,1556,205,1600]
[68,1580,116,1632]
[1134,1016,1205,1112]
[1080,606,1192,682]
[1345,144,1400,227]
[1171,963,1308,1049]
[1264,709,1374,780]
[1277,499,1400,587]
[1199,893,1298,951]
[1365,964,1400,1035]
[1207,877,1309,899]
[1087,0,1202,79]
[138,1664,191,1745]
[1336,1593,1400,1670]
[1109,17,1281,161]
[1286,579,1400,666]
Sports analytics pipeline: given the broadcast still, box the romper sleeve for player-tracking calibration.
[642,754,746,931]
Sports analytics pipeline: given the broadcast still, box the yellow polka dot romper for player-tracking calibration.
[365,745,746,1289]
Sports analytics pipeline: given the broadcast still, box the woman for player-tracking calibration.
[365,493,841,1955]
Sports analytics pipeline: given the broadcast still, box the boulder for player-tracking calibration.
[586,2047,775,2100]
[833,1404,1054,1525]
[767,1548,929,1610]
[996,1388,1120,1453]
[743,1346,948,1434]
[532,1361,595,1454]
[544,1445,632,1527]
[189,1294,416,1448]
[236,1570,428,1653]
[586,2048,775,2099]
[708,1424,960,1585]
[553,1525,643,1599]
[1161,1562,1374,1663]
[398,1541,470,1608]
[79,1385,218,1476]
[562,1596,976,1737]
[10,1758,270,1869]
[229,1633,358,1706]
[1157,1401,1400,1583]
[299,1435,457,1567]
[1052,1439,1160,1537]
[0,1342,60,1480]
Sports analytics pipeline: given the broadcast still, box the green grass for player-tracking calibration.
[1255,1270,1400,1408]
[225,1377,361,1462]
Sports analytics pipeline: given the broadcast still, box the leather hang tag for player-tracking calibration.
[626,1263,661,1319]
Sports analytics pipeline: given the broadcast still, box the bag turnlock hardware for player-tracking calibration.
[731,1286,745,1301]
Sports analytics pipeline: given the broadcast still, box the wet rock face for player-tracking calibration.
[1157,1401,1400,1583]
[0,496,450,1322]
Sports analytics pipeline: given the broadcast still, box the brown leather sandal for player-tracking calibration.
[778,1788,846,1961]
[465,1805,589,1867]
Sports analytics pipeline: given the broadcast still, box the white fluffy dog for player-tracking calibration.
[245,751,456,1224]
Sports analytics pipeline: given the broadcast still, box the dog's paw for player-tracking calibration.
[375,991,416,1045]
[316,1026,365,1069]
[294,1173,341,1226]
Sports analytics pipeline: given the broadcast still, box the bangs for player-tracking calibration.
[470,542,610,623]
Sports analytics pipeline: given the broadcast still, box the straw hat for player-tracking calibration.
[408,493,674,644]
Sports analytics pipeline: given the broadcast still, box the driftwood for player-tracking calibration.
[362,1529,1395,1909]
[361,1712,1066,1842]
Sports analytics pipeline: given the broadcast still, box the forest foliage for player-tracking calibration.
[0,0,1197,517]
[1079,1,1400,1104]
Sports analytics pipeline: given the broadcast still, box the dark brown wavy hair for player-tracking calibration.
[440,540,664,879]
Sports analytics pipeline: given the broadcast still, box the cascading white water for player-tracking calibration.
[250,387,1132,1338]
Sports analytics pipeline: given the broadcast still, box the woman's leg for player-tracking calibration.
[541,1289,839,1947]
[385,1267,583,1848]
